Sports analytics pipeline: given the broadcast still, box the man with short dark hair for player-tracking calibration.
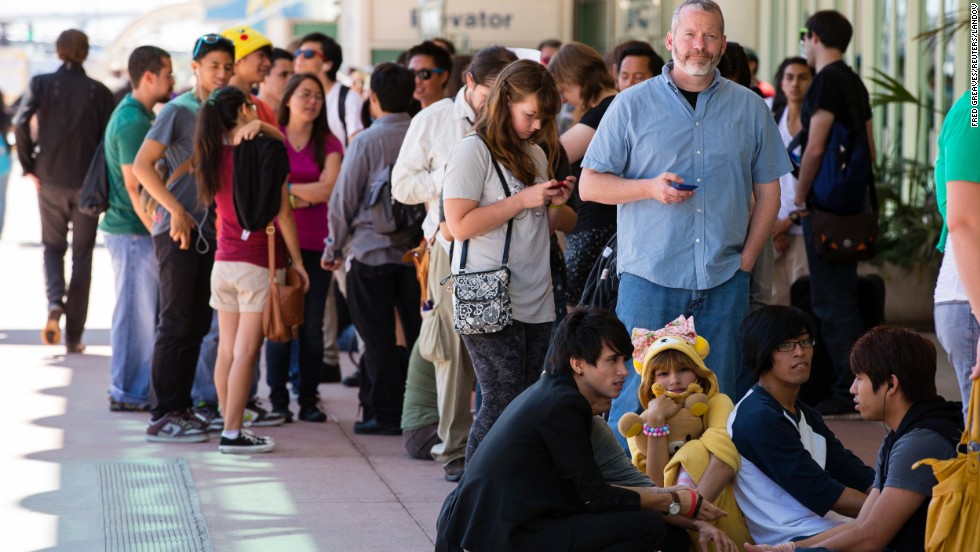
[537,38,562,65]
[747,326,962,552]
[133,33,235,443]
[100,45,174,412]
[616,41,666,91]
[258,48,294,113]
[323,63,421,436]
[795,10,877,416]
[14,28,114,353]
[406,41,452,109]
[436,307,723,552]
[295,32,363,149]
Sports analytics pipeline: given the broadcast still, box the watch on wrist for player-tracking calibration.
[789,210,801,224]
[666,491,682,516]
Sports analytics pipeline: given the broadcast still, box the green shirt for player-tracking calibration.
[401,344,440,431]
[935,91,980,251]
[99,93,155,235]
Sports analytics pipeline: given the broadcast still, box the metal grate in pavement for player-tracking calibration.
[99,458,212,552]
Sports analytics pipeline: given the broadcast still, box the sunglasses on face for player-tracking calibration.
[799,28,809,44]
[413,68,446,81]
[193,33,233,60]
[294,49,326,60]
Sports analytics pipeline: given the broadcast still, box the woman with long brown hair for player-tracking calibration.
[194,86,308,454]
[443,59,572,463]
[264,73,342,423]
[547,41,620,308]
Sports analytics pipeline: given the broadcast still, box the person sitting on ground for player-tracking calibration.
[631,317,746,551]
[435,306,726,552]
[746,326,963,552]
[729,306,874,545]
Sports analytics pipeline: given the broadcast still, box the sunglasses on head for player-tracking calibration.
[294,49,326,60]
[193,33,233,60]
[413,68,446,81]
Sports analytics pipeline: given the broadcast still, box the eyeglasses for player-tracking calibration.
[193,34,233,60]
[413,68,446,81]
[296,90,324,103]
[799,28,809,44]
[294,49,326,60]
[776,337,817,352]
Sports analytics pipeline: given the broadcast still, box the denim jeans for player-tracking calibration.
[935,301,979,419]
[0,170,9,237]
[266,249,331,410]
[802,217,863,401]
[607,270,750,451]
[149,232,215,418]
[38,185,98,343]
[104,233,158,404]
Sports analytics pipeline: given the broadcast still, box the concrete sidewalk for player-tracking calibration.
[0,168,962,551]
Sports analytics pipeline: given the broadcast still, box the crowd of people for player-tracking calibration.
[7,0,980,549]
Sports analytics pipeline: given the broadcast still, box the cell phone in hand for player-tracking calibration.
[669,181,698,191]
[548,180,569,190]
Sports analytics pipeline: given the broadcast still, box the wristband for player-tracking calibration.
[549,203,564,209]
[289,193,296,209]
[686,488,698,518]
[692,494,703,519]
[642,423,670,437]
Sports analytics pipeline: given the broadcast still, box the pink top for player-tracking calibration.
[285,129,343,251]
[214,147,285,268]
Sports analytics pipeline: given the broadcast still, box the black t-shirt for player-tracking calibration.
[570,95,617,234]
[800,60,872,152]
[678,88,699,110]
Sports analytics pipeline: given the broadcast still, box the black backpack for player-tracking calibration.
[578,232,620,312]
[366,164,426,246]
[232,136,290,231]
[78,140,108,217]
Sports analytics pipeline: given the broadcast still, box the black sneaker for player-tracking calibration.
[443,458,465,482]
[299,404,327,422]
[244,398,285,427]
[342,369,361,388]
[146,411,209,443]
[272,408,294,423]
[193,403,224,432]
[218,430,275,454]
[353,418,401,436]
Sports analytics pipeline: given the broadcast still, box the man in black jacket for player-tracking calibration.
[435,307,724,552]
[14,29,114,352]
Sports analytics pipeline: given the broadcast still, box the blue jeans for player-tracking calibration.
[802,217,863,401]
[104,233,158,404]
[607,270,751,451]
[935,301,979,419]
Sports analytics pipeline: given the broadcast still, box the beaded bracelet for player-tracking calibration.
[642,423,670,437]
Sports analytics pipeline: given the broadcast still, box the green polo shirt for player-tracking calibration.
[99,93,155,235]
[936,91,980,251]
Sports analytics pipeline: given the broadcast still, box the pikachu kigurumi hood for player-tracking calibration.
[631,315,720,406]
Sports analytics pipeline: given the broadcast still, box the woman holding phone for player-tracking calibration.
[443,59,572,463]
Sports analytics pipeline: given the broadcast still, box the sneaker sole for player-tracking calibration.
[42,319,60,346]
[146,433,209,443]
[219,443,275,454]
[243,418,285,428]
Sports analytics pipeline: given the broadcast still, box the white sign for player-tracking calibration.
[371,0,568,49]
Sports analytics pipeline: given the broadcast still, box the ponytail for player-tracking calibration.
[193,86,248,206]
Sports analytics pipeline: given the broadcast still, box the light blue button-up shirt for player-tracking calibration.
[582,63,791,290]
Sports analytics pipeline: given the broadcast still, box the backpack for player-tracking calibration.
[808,77,875,215]
[337,84,350,146]
[78,140,109,217]
[366,164,426,246]
[232,136,290,231]
[578,232,620,312]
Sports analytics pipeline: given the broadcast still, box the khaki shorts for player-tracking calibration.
[210,261,281,314]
